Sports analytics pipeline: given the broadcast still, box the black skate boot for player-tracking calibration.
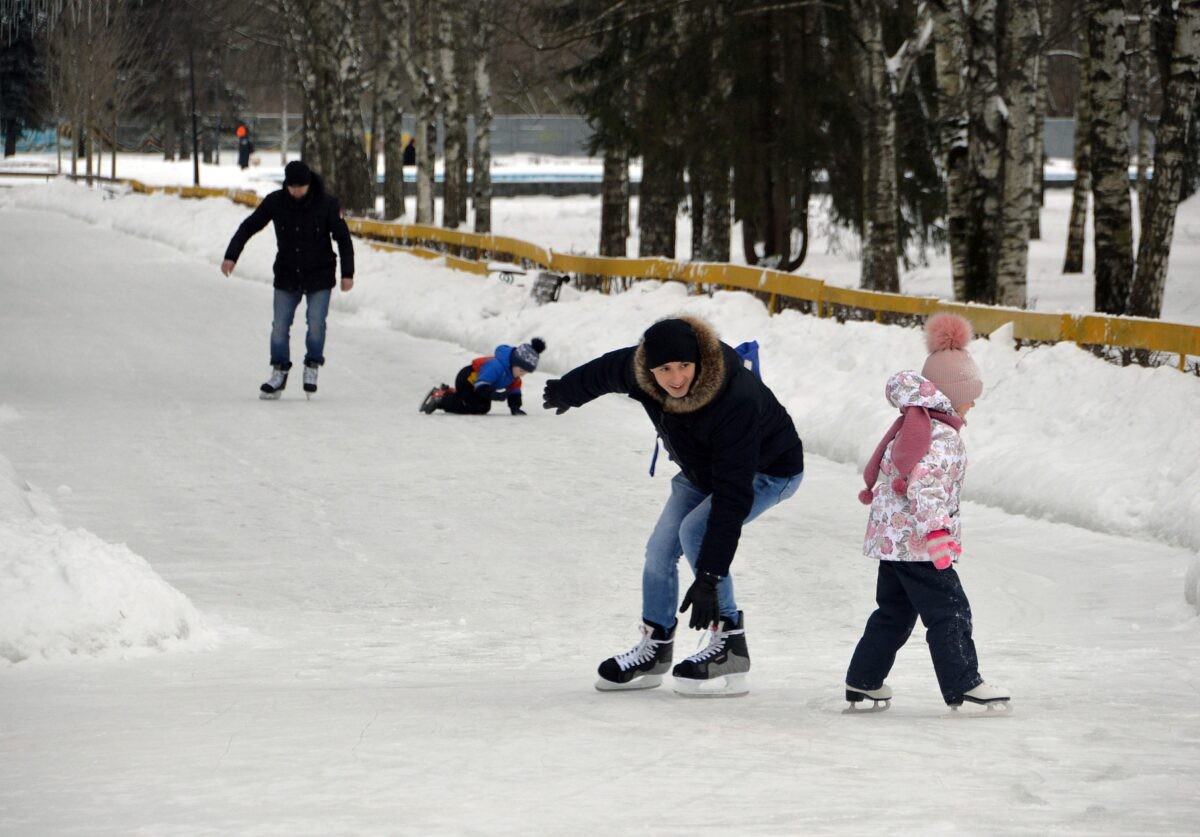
[672,611,750,698]
[419,383,451,414]
[259,364,290,400]
[302,361,319,397]
[595,619,675,691]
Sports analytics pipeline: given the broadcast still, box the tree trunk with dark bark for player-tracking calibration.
[1128,0,1200,318]
[1087,0,1135,314]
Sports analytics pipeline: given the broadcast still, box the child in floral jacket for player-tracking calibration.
[844,314,1010,711]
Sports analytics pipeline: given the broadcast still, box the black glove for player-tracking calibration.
[680,571,722,630]
[511,407,527,416]
[507,392,524,415]
[542,379,570,414]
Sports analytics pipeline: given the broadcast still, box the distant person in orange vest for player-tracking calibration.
[236,124,254,170]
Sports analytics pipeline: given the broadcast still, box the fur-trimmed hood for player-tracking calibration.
[632,316,728,414]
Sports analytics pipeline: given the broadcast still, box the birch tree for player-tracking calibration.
[400,0,437,224]
[850,0,900,292]
[1063,33,1091,273]
[438,3,466,229]
[470,0,494,233]
[930,0,971,298]
[995,0,1042,308]
[280,0,374,214]
[1087,0,1134,314]
[963,0,1003,303]
[1127,0,1200,318]
[378,0,408,220]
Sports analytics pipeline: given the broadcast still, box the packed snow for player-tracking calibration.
[1,161,1198,834]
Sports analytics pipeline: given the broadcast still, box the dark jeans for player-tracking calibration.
[438,365,492,415]
[846,561,983,703]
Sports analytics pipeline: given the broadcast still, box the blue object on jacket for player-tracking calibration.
[474,345,522,397]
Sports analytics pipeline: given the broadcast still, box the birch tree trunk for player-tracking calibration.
[438,4,465,229]
[932,0,971,298]
[380,0,407,220]
[471,0,493,234]
[1063,35,1092,273]
[1087,0,1135,314]
[995,0,1041,308]
[327,2,373,214]
[853,0,900,292]
[1127,0,1200,318]
[401,0,437,224]
[1030,43,1048,239]
[964,0,1003,303]
[600,148,630,257]
[1133,0,1155,225]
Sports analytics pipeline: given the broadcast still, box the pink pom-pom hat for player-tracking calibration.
[921,313,982,409]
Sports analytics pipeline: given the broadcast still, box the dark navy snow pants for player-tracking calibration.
[845,561,983,704]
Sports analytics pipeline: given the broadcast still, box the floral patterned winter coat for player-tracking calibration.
[863,371,966,563]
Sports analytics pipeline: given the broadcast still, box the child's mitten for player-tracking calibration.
[926,530,961,570]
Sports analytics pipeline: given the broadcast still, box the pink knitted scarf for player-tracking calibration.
[858,406,964,504]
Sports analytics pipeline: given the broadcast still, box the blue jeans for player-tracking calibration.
[642,471,803,629]
[270,288,331,368]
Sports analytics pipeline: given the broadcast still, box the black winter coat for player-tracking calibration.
[553,316,804,576]
[223,173,355,293]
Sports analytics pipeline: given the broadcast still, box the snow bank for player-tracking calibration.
[4,181,1199,554]
[0,442,211,665]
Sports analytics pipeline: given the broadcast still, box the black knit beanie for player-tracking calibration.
[642,319,700,369]
[284,160,312,186]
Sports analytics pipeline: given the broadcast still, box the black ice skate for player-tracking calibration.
[672,611,750,698]
[595,620,675,691]
[302,361,319,397]
[844,683,892,713]
[419,383,451,414]
[259,365,289,400]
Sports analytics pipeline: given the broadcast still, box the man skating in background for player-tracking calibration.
[221,160,355,400]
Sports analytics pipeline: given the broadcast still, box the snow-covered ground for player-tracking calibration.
[1,166,1199,834]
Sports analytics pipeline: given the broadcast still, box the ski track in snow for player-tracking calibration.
[0,203,1198,834]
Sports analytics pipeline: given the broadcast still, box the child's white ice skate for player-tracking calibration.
[844,683,892,713]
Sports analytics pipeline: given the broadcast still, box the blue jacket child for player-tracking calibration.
[420,338,546,416]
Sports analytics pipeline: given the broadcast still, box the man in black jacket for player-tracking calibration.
[221,160,355,400]
[542,316,804,697]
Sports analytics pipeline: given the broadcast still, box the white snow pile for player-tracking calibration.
[5,180,1200,558]
[0,444,211,665]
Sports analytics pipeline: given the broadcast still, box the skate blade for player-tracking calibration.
[943,699,1013,719]
[672,673,749,698]
[595,674,663,692]
[843,699,891,714]
[259,390,282,400]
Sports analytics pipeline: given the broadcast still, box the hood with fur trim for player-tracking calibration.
[632,316,728,414]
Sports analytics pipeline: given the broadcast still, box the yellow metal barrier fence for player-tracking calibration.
[124,179,1199,370]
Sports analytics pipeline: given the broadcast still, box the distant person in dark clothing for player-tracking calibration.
[402,135,416,167]
[236,124,254,170]
[221,160,355,400]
